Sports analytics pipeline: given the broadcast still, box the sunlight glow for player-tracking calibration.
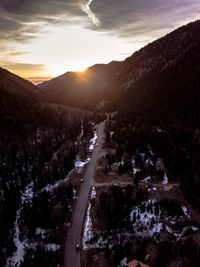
[12,24,140,78]
[1,1,200,81]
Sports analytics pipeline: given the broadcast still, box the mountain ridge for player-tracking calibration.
[39,19,200,125]
[1,20,200,125]
[0,67,47,100]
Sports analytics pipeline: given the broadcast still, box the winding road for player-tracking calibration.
[64,121,105,267]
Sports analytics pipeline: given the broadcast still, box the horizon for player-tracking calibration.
[1,0,200,83]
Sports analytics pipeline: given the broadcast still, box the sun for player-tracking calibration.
[48,64,88,77]
[73,66,88,73]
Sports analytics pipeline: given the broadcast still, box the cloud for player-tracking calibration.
[80,0,101,28]
[1,0,200,78]
[92,0,200,38]
[0,1,85,43]
[0,0,200,44]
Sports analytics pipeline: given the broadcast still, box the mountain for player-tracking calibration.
[0,67,46,100]
[39,61,120,109]
[0,68,55,141]
[112,19,200,124]
[39,20,200,124]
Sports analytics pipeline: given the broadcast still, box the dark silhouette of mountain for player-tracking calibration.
[0,67,46,100]
[111,20,200,125]
[39,20,200,124]
[39,61,120,109]
[0,68,57,140]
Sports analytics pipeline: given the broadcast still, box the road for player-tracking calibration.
[64,121,105,267]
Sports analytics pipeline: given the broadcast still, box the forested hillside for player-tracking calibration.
[0,68,101,266]
[0,67,44,99]
[40,20,200,127]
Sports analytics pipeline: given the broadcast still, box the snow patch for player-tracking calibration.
[89,132,98,151]
[130,200,162,239]
[45,243,60,252]
[142,176,151,182]
[75,157,90,172]
[83,203,93,250]
[182,206,190,218]
[91,187,96,199]
[148,187,157,192]
[133,168,140,175]
[52,150,59,161]
[162,173,168,185]
[119,257,127,267]
[6,183,33,267]
[35,228,48,239]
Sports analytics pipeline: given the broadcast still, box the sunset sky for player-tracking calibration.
[1,0,200,82]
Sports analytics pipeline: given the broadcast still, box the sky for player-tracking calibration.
[0,0,200,82]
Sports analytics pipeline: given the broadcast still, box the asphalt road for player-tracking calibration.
[64,121,105,267]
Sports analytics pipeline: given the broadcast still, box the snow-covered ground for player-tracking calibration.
[83,193,199,251]
[83,202,93,250]
[130,199,163,239]
[75,157,90,173]
[45,243,61,252]
[52,150,59,161]
[83,187,133,250]
[174,226,198,240]
[148,187,157,192]
[83,210,133,250]
[89,132,98,151]
[142,176,152,182]
[82,187,96,249]
[119,257,128,267]
[42,130,97,193]
[6,183,33,267]
[162,173,169,185]
[133,167,140,175]
[130,200,198,241]
[91,186,96,199]
[6,127,98,266]
[6,183,60,266]
[36,228,49,239]
[182,206,190,218]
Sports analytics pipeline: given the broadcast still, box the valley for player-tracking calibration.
[1,19,200,267]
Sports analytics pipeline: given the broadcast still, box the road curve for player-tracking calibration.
[64,121,105,267]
